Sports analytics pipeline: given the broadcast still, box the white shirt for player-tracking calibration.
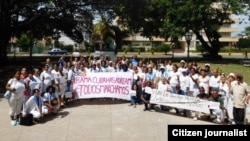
[8,78,25,99]
[209,75,221,88]
[198,75,210,93]
[179,75,189,92]
[51,69,60,84]
[188,74,199,92]
[40,71,54,86]
[169,71,180,87]
[157,81,172,92]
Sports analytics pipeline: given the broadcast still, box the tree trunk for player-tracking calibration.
[0,0,11,67]
[194,30,221,59]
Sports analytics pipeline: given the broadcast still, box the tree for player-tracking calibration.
[113,0,247,58]
[245,26,250,38]
[0,0,114,66]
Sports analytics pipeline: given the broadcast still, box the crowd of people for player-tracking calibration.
[4,54,250,126]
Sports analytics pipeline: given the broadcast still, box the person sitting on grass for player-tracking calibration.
[43,86,60,115]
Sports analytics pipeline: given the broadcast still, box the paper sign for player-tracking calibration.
[130,90,136,96]
[144,87,153,95]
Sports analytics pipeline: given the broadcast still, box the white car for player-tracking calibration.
[72,52,81,57]
[48,48,68,55]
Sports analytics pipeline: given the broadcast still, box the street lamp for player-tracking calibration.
[185,31,193,63]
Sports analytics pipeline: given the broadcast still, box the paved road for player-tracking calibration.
[7,51,249,60]
[0,98,216,141]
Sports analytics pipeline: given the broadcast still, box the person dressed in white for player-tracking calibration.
[218,73,231,122]
[168,64,180,91]
[58,67,68,106]
[157,78,172,92]
[23,89,48,120]
[51,64,60,90]
[177,60,186,75]
[5,70,25,126]
[187,68,199,97]
[32,68,43,95]
[197,69,210,94]
[179,70,189,95]
[165,60,173,74]
[209,69,221,93]
[40,64,54,94]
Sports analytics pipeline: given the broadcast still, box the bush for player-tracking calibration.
[238,38,250,49]
[151,44,171,52]
[64,45,74,52]
[196,44,203,52]
[138,47,145,52]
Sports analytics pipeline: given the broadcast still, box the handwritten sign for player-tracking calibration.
[73,72,133,100]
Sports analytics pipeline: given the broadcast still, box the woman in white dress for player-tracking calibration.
[5,70,25,126]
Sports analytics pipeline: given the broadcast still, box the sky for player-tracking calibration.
[231,11,250,37]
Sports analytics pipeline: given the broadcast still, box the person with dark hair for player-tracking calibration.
[23,89,48,123]
[40,64,54,94]
[141,81,153,111]
[208,88,226,123]
[129,83,139,108]
[193,86,209,121]
[172,85,187,116]
[5,70,25,126]
[43,86,60,114]
[229,74,250,125]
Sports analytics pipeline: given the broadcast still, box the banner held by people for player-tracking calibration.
[150,89,220,114]
[73,72,134,100]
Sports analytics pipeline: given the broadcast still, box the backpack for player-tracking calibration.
[20,114,34,126]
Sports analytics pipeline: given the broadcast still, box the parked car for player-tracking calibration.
[72,52,81,57]
[48,48,68,55]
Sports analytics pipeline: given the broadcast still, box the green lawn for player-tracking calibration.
[197,62,250,84]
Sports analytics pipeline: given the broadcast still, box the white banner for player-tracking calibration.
[73,72,133,100]
[150,89,220,114]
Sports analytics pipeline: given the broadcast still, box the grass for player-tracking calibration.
[197,62,250,84]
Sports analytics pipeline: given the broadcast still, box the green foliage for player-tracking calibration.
[138,47,145,52]
[151,44,171,52]
[237,38,250,48]
[64,45,74,52]
[32,46,46,53]
[15,33,30,48]
[196,44,203,52]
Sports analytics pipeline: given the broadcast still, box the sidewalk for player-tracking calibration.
[0,98,215,141]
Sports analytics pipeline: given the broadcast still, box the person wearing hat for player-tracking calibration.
[208,88,226,123]
[178,60,186,75]
[155,65,168,84]
[204,63,212,77]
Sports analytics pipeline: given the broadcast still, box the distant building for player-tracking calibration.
[122,2,240,51]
